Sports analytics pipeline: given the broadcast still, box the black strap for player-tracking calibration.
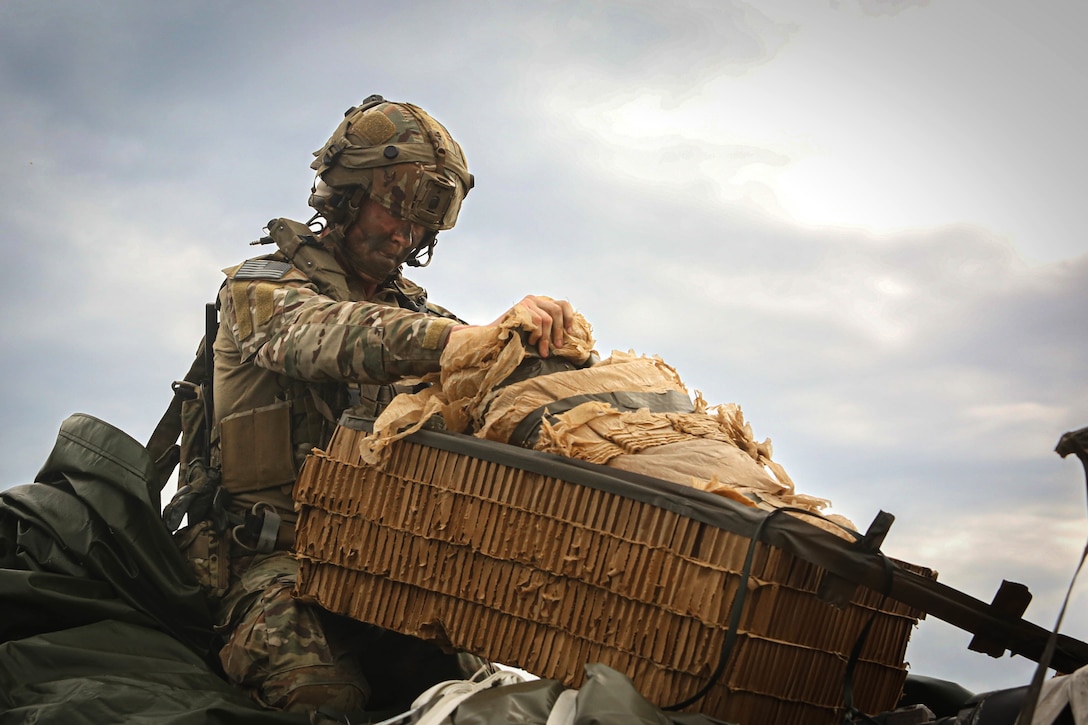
[145,337,208,496]
[509,389,696,448]
[145,298,220,503]
[664,506,865,712]
[201,302,218,455]
[840,615,879,724]
[232,502,282,554]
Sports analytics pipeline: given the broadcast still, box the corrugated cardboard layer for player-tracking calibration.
[296,449,924,625]
[294,511,911,700]
[296,504,917,671]
[339,434,931,619]
[294,430,931,723]
[296,558,905,718]
[295,481,745,629]
[298,508,732,672]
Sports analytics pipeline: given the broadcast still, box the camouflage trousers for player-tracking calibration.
[216,552,463,717]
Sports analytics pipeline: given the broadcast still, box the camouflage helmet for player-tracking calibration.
[309,95,473,236]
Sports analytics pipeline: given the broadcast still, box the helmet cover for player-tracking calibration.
[309,97,473,232]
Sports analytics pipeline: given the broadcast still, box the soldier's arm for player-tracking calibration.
[227,276,457,385]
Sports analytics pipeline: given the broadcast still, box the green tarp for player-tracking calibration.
[0,413,303,725]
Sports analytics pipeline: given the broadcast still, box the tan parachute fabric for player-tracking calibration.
[357,300,855,533]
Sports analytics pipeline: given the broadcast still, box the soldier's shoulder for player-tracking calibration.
[397,274,463,322]
[223,256,310,283]
[396,274,427,299]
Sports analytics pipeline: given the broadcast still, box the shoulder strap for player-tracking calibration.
[145,336,208,495]
[265,217,352,300]
[145,299,221,496]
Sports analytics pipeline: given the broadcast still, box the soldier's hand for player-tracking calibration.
[515,295,574,358]
[449,295,575,358]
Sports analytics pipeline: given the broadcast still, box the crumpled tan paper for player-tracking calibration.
[358,298,595,463]
[357,299,854,533]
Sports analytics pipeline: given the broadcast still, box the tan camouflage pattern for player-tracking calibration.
[364,162,429,228]
[217,553,370,714]
[210,219,467,715]
[227,272,455,385]
[217,553,464,715]
[209,265,452,513]
[220,222,456,383]
[212,220,458,519]
[173,519,231,600]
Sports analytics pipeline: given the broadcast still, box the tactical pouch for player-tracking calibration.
[219,400,297,493]
[174,519,231,600]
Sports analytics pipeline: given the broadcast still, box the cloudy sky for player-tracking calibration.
[2,0,1085,697]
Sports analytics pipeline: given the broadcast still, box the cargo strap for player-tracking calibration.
[662,507,782,711]
[148,296,222,518]
[840,615,879,724]
[664,506,873,713]
[509,389,696,448]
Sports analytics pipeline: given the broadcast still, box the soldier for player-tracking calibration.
[176,96,573,718]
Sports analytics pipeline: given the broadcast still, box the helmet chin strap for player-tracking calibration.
[316,214,437,285]
[306,211,328,234]
[309,218,372,281]
[406,233,438,268]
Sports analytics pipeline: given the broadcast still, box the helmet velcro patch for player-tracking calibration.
[352,110,397,146]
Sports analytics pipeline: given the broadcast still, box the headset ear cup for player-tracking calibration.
[310,177,369,229]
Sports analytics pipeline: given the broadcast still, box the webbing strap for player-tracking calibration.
[840,616,879,724]
[665,507,806,710]
[146,292,222,499]
[509,389,696,448]
[664,506,867,712]
[145,337,208,496]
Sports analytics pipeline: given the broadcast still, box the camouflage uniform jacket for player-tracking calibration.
[212,217,461,541]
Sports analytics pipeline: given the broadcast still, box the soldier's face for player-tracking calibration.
[341,198,425,282]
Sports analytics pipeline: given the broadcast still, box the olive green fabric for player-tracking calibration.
[0,413,304,724]
[0,620,297,725]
